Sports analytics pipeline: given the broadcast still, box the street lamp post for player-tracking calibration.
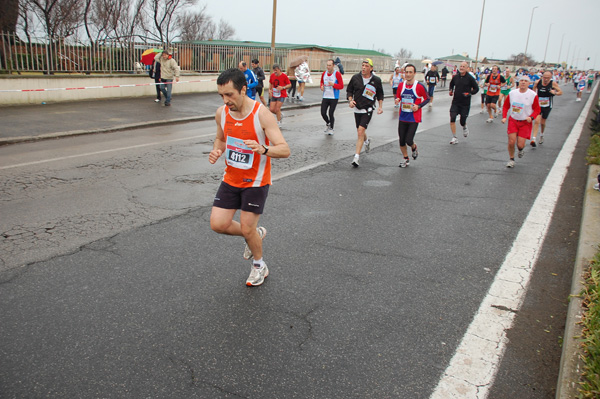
[557,33,565,66]
[565,42,571,68]
[524,6,538,64]
[543,23,553,64]
[473,0,486,72]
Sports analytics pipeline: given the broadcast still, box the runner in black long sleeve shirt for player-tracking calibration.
[448,61,479,144]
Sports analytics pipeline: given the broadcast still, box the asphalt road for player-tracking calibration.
[0,83,594,398]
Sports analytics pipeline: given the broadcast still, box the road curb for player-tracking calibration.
[0,90,402,145]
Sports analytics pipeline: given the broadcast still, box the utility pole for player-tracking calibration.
[473,0,486,72]
[270,0,277,72]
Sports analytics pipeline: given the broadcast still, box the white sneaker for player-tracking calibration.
[463,125,469,137]
[246,263,269,286]
[594,183,600,191]
[352,155,359,168]
[518,148,525,158]
[450,136,459,145]
[506,160,515,168]
[486,118,493,123]
[154,99,160,103]
[324,124,330,133]
[328,128,334,136]
[539,134,544,144]
[364,139,371,153]
[277,120,282,127]
[480,109,484,114]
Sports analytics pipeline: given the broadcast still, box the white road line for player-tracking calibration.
[430,84,598,398]
[0,133,214,170]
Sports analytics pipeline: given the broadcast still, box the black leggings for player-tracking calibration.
[154,77,161,99]
[289,80,297,97]
[398,121,418,147]
[321,98,339,128]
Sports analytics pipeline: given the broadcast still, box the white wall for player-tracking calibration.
[0,72,401,105]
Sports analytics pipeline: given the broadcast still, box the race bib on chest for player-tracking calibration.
[362,83,376,101]
[272,87,281,98]
[539,97,550,107]
[489,84,498,93]
[429,77,436,83]
[401,96,414,113]
[511,102,524,115]
[225,136,254,170]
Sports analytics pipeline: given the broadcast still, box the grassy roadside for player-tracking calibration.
[579,252,600,398]
[579,99,600,398]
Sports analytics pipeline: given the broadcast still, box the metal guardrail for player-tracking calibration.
[0,32,394,75]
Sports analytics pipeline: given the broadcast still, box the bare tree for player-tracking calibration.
[509,52,536,67]
[176,5,213,41]
[394,48,413,60]
[215,18,234,40]
[144,0,195,43]
[25,0,83,39]
[83,0,133,43]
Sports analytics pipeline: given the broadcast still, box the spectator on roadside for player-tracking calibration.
[155,50,180,106]
[151,56,162,103]
[441,65,449,87]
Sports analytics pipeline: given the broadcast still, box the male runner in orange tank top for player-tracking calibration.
[209,69,290,286]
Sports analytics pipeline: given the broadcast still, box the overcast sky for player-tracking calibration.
[204,0,598,68]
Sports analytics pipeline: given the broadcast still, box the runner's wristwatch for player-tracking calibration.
[262,145,269,155]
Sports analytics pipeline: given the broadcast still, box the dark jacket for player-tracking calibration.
[253,66,266,88]
[449,72,479,104]
[346,73,384,111]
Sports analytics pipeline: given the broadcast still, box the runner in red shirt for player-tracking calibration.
[268,64,291,126]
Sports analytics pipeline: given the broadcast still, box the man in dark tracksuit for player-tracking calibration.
[448,61,479,144]
[346,58,384,167]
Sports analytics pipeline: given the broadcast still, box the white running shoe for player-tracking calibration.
[324,124,330,133]
[518,148,525,158]
[352,155,360,168]
[486,118,493,123]
[450,136,459,145]
[594,183,600,191]
[539,134,544,144]
[364,139,371,153]
[399,157,410,168]
[480,109,484,114]
[463,125,469,137]
[243,226,267,260]
[506,160,515,168]
[154,99,160,103]
[246,263,269,286]
[328,128,334,136]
